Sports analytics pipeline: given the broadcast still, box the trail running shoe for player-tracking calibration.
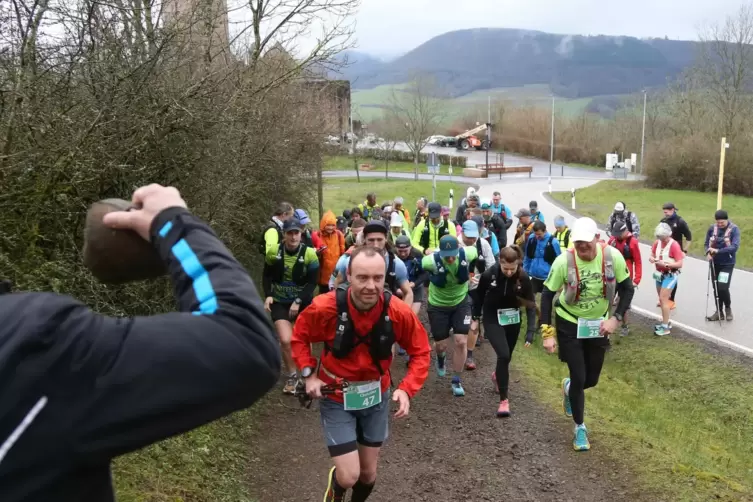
[561,378,573,417]
[492,371,499,395]
[451,376,465,397]
[282,375,297,395]
[706,311,724,321]
[497,399,511,418]
[465,357,477,371]
[725,307,734,321]
[620,324,629,337]
[573,424,591,451]
[654,324,671,336]
[435,354,446,377]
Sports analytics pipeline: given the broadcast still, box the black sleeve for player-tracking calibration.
[414,265,430,286]
[299,264,318,303]
[681,218,693,241]
[524,307,536,342]
[262,264,273,298]
[518,273,536,304]
[614,276,635,318]
[22,207,281,463]
[540,287,556,325]
[455,204,465,224]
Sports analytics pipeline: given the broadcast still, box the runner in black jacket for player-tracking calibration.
[473,246,536,417]
[0,184,280,502]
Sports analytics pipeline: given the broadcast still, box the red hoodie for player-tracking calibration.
[292,291,431,404]
[608,233,642,284]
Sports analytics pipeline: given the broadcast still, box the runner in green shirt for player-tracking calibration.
[262,218,320,395]
[421,235,478,397]
[539,217,634,452]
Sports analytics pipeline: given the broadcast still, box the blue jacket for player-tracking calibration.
[482,228,500,257]
[490,202,513,219]
[705,222,740,266]
[523,232,561,280]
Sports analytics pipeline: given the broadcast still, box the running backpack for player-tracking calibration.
[258,221,282,255]
[525,234,557,265]
[328,288,394,375]
[420,219,450,250]
[610,236,633,261]
[429,248,470,287]
[710,223,736,249]
[562,243,616,306]
[268,244,309,285]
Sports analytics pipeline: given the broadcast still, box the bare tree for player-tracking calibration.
[386,73,446,180]
[370,112,403,178]
[695,3,753,139]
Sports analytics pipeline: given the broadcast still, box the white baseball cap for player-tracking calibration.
[614,202,625,211]
[571,217,599,242]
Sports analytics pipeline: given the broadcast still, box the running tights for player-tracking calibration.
[565,342,607,425]
[484,322,521,401]
[715,264,734,309]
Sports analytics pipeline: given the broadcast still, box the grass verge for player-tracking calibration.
[515,319,753,501]
[551,180,753,269]
[114,410,257,501]
[321,177,469,218]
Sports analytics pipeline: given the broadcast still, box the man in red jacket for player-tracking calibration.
[292,246,431,502]
[608,221,642,336]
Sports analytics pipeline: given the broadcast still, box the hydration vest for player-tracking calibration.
[710,223,736,249]
[611,235,633,261]
[429,248,470,287]
[555,228,571,249]
[562,243,616,307]
[420,219,450,250]
[269,244,309,285]
[258,220,282,255]
[525,234,557,265]
[400,249,423,282]
[328,288,395,375]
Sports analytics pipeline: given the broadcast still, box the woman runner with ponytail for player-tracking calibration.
[473,246,536,417]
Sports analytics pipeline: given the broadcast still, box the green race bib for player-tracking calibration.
[343,380,382,411]
[718,271,730,284]
[577,318,604,339]
[497,308,521,326]
[652,271,662,282]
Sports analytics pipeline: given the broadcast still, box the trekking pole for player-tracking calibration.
[707,255,723,327]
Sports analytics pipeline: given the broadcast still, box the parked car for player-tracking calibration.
[425,135,447,145]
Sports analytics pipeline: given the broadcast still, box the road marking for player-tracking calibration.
[630,306,753,357]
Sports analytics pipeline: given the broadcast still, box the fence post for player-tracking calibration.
[571,188,576,210]
[449,188,454,209]
[548,177,552,194]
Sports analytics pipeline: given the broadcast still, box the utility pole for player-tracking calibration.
[717,138,729,210]
[485,96,491,172]
[351,115,360,182]
[549,95,555,176]
[640,90,647,174]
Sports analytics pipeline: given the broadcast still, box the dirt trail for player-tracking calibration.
[248,341,640,502]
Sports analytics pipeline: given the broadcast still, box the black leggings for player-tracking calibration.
[714,263,734,309]
[484,321,521,400]
[556,315,608,425]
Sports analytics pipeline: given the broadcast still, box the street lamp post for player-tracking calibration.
[549,95,555,176]
[640,90,647,174]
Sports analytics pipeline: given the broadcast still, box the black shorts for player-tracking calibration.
[555,313,610,363]
[427,297,472,341]
[531,278,545,294]
[270,301,310,322]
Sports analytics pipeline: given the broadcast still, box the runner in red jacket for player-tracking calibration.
[292,246,430,502]
[608,221,642,336]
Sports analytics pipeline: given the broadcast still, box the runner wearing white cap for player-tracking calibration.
[538,217,635,451]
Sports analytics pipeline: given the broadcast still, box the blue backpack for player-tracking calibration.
[429,248,470,287]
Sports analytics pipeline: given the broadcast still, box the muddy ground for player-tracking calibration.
[247,312,643,502]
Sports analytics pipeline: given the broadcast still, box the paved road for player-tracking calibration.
[384,142,644,180]
[473,178,752,356]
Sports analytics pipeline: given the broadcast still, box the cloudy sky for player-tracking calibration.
[352,0,745,57]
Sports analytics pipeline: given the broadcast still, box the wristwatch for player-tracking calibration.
[294,298,302,305]
[613,312,624,323]
[301,366,315,378]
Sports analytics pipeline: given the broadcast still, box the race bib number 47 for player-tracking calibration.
[343,380,382,411]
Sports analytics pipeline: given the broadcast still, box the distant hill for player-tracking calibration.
[330,29,701,98]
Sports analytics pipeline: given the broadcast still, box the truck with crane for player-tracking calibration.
[439,123,490,151]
